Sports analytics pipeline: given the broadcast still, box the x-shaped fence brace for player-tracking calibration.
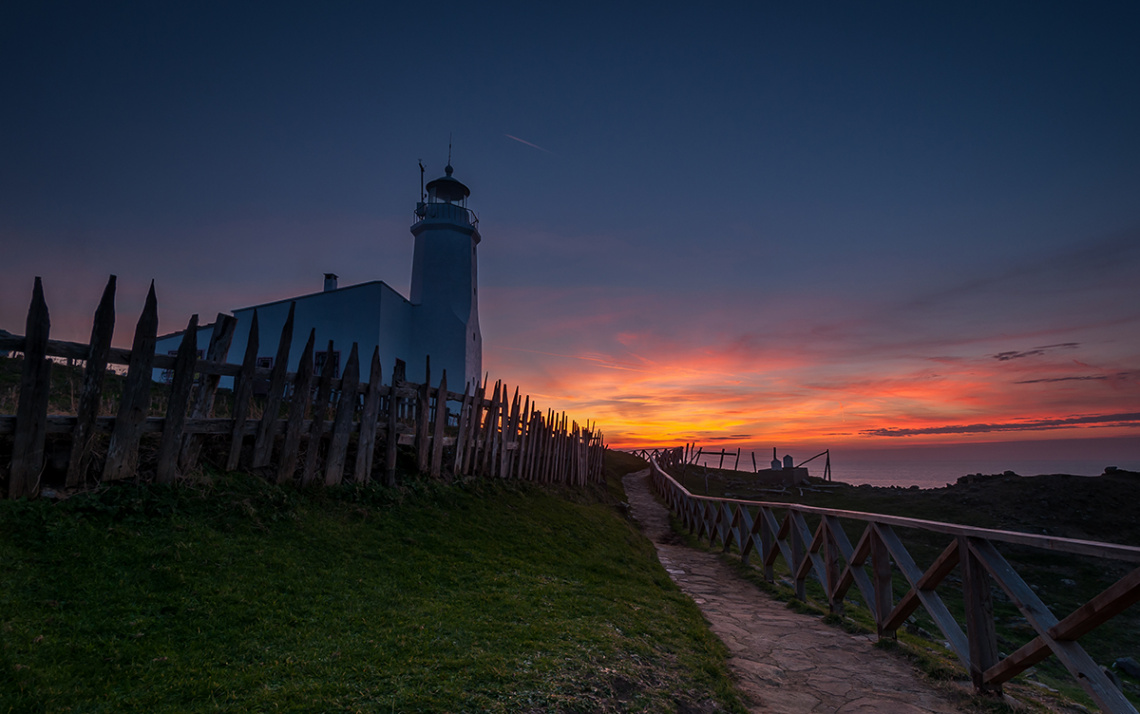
[649,458,1140,713]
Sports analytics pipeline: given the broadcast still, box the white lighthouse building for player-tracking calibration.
[409,163,482,387]
[155,163,483,388]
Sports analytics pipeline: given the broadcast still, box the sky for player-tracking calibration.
[2,1,1139,463]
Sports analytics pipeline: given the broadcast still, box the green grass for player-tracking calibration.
[1,458,745,713]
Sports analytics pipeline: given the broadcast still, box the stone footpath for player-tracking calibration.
[623,469,966,713]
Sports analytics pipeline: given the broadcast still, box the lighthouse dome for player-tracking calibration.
[425,164,470,203]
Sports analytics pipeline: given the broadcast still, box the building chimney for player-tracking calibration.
[323,273,338,292]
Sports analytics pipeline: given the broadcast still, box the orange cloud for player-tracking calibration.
[482,284,1140,452]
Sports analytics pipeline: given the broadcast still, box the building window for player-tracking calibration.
[315,350,341,378]
[256,356,274,370]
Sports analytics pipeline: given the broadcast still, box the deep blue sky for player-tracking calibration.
[3,1,1139,455]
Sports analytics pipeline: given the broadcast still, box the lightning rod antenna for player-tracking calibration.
[418,159,425,201]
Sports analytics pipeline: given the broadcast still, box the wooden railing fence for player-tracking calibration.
[648,455,1140,713]
[1,276,606,498]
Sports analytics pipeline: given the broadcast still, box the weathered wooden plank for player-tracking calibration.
[559,412,569,483]
[179,313,237,472]
[528,409,542,481]
[738,507,756,564]
[829,513,870,606]
[870,528,894,635]
[792,512,829,595]
[494,384,509,477]
[985,638,1057,689]
[104,282,158,482]
[155,315,199,484]
[9,277,52,499]
[826,515,877,613]
[352,347,383,483]
[545,411,557,483]
[226,310,260,471]
[961,536,1000,692]
[302,340,335,487]
[1,415,289,436]
[500,387,519,479]
[428,371,448,479]
[481,381,501,477]
[876,525,969,666]
[881,538,961,632]
[548,412,559,483]
[535,408,548,482]
[464,379,486,475]
[414,356,431,474]
[0,332,243,377]
[452,382,473,476]
[527,410,541,482]
[1052,565,1140,642]
[987,566,1140,687]
[66,275,116,488]
[252,302,295,469]
[517,396,531,479]
[383,359,405,487]
[276,330,315,485]
[324,342,360,486]
[969,539,1135,711]
[544,408,558,481]
[546,411,558,483]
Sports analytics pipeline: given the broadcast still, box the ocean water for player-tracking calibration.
[687,444,1140,489]
[824,458,1137,489]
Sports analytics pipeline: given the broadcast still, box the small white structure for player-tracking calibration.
[156,164,482,388]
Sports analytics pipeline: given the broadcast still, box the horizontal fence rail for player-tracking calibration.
[647,448,1140,714]
[2,276,606,498]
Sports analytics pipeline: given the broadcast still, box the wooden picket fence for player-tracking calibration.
[1,276,606,498]
[648,452,1140,714]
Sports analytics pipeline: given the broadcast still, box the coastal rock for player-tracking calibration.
[1115,657,1140,678]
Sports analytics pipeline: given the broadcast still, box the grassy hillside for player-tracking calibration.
[1,454,745,713]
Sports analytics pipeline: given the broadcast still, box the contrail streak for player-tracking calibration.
[505,134,554,154]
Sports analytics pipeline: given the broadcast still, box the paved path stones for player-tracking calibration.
[623,469,965,713]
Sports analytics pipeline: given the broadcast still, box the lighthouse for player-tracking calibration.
[410,163,483,388]
[154,160,484,391]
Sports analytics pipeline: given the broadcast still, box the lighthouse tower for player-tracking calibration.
[409,163,482,389]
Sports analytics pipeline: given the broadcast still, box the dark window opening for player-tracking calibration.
[315,350,341,378]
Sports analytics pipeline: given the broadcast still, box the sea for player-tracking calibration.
[823,458,1138,489]
[686,437,1140,489]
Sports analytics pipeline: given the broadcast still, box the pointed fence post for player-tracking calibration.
[226,311,260,471]
[252,303,295,469]
[179,313,236,472]
[353,347,383,483]
[465,380,486,475]
[156,314,199,484]
[325,342,360,485]
[66,275,116,488]
[483,381,502,477]
[302,340,336,487]
[383,359,406,487]
[500,388,519,479]
[428,371,448,479]
[452,382,473,477]
[104,282,159,482]
[277,330,315,485]
[521,396,533,480]
[414,356,431,474]
[9,277,52,499]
